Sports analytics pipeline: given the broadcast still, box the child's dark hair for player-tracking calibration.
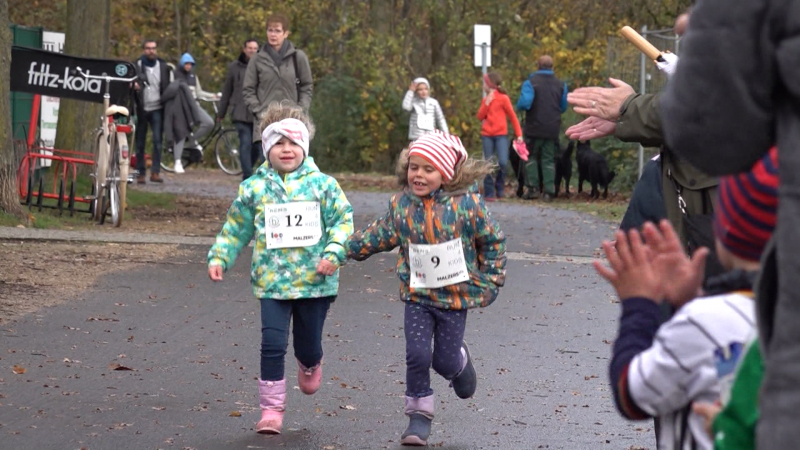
[395,148,495,192]
[258,101,316,139]
[487,72,506,95]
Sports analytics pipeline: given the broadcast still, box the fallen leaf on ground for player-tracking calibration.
[108,363,133,371]
[339,405,356,410]
[12,365,25,374]
[229,411,241,417]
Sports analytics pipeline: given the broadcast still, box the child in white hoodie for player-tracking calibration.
[402,77,449,143]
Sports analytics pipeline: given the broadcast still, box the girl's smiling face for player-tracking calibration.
[415,84,430,99]
[268,137,304,174]
[408,155,443,197]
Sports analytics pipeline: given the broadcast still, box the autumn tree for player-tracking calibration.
[10,0,691,189]
[0,0,26,219]
[53,0,111,161]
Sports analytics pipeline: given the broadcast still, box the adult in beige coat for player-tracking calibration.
[242,13,313,148]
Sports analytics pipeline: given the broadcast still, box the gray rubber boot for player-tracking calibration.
[450,341,477,399]
[400,395,434,446]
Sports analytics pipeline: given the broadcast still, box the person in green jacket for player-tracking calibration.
[207,103,353,435]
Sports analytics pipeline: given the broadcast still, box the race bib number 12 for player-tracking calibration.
[409,238,470,289]
[265,201,322,249]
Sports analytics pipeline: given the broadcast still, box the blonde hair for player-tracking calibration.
[258,101,316,140]
[395,148,496,192]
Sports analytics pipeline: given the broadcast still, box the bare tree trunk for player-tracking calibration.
[53,0,110,169]
[0,0,27,220]
[174,0,181,53]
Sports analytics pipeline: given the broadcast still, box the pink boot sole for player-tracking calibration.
[297,359,322,395]
[256,410,284,434]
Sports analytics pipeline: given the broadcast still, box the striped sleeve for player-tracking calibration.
[627,297,754,417]
[609,297,661,420]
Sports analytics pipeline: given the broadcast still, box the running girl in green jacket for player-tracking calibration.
[207,103,353,435]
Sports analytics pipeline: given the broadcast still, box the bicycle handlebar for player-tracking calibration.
[76,67,138,83]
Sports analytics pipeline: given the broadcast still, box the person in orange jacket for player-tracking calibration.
[477,72,523,201]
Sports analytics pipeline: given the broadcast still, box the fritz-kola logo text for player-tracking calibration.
[27,62,102,94]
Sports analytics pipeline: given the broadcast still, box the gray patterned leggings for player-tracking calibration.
[404,302,467,398]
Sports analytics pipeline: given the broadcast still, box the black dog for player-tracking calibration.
[575,140,616,199]
[509,140,573,198]
[554,142,573,198]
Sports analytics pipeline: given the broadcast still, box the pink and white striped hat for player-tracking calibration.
[408,131,468,181]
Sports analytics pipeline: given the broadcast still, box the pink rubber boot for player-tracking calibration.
[256,379,286,434]
[297,358,323,395]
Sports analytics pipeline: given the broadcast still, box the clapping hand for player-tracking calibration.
[642,220,708,309]
[594,229,663,302]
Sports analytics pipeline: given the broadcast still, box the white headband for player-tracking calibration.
[261,118,310,159]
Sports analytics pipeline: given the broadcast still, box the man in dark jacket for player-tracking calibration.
[660,1,799,447]
[219,38,260,179]
[516,55,568,202]
[133,39,172,183]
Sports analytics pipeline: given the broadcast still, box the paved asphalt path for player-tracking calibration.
[1,189,654,449]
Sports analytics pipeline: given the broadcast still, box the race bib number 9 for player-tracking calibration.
[409,238,470,289]
[265,201,322,249]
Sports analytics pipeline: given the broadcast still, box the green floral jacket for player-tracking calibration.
[208,158,353,299]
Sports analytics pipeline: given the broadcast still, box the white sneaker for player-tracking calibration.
[174,160,185,174]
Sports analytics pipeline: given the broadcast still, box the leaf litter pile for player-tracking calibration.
[0,241,188,324]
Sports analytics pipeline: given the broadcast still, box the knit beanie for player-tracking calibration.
[408,130,467,181]
[413,77,430,91]
[261,118,310,159]
[714,147,779,261]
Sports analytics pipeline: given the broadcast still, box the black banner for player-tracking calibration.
[10,45,136,105]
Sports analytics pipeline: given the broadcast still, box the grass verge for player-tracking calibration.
[4,171,176,229]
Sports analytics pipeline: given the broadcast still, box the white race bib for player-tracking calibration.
[409,238,470,289]
[416,113,434,131]
[265,201,322,249]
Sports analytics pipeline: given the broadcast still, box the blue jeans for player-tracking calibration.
[135,109,163,175]
[404,303,467,397]
[481,135,509,198]
[260,296,334,381]
[234,121,259,179]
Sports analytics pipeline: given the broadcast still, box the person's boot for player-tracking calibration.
[297,358,322,395]
[256,379,286,434]
[523,187,540,200]
[400,395,434,446]
[450,341,477,399]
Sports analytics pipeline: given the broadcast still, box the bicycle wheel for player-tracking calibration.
[92,130,109,222]
[214,128,242,175]
[106,133,122,227]
[115,132,129,226]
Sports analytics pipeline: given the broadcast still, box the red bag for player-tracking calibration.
[512,139,529,161]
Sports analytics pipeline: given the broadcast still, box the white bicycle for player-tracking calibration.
[77,67,137,227]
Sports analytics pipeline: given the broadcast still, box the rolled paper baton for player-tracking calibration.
[620,26,666,63]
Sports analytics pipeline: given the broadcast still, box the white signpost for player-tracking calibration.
[473,24,491,71]
[39,31,65,168]
[474,24,491,98]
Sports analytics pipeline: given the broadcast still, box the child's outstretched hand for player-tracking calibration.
[208,265,223,282]
[594,229,663,301]
[317,259,338,276]
[643,220,708,309]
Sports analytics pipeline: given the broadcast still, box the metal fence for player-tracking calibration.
[607,26,680,177]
